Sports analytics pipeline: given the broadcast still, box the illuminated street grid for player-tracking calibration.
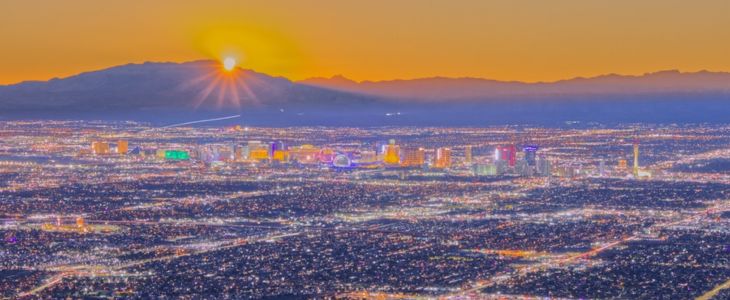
[2,121,730,299]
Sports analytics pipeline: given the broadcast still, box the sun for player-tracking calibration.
[222,57,236,71]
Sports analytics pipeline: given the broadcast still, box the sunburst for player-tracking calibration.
[179,60,264,110]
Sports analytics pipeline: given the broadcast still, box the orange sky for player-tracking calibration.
[1,0,729,84]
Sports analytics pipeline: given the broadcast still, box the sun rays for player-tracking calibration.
[178,60,265,110]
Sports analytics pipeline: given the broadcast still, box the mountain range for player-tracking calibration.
[299,70,730,101]
[1,60,730,125]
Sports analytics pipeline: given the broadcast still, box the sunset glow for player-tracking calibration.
[4,1,730,299]
[223,57,236,71]
[1,1,729,84]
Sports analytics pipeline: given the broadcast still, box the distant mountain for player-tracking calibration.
[0,60,383,121]
[299,70,730,101]
[1,61,730,125]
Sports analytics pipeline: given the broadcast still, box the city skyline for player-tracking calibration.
[3,2,730,299]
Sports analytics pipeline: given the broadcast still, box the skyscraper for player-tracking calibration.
[401,147,425,167]
[496,145,517,167]
[272,150,289,162]
[384,140,400,165]
[523,145,538,166]
[434,147,452,169]
[270,141,285,157]
[117,140,128,155]
[91,141,110,155]
[633,141,639,177]
[464,145,473,165]
[537,156,551,177]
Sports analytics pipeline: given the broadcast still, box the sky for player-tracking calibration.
[1,0,729,84]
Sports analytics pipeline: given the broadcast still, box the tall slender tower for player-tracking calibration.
[633,140,639,177]
[464,145,473,165]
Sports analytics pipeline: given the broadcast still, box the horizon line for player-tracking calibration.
[2,58,730,87]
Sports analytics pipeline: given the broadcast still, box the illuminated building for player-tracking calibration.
[76,216,86,228]
[523,145,538,166]
[556,166,575,177]
[117,140,128,155]
[434,147,452,169]
[495,160,509,175]
[196,146,214,162]
[249,148,269,161]
[401,147,425,167]
[508,144,517,166]
[537,156,551,177]
[289,145,320,164]
[515,160,530,176]
[464,145,473,165]
[244,141,270,161]
[156,149,166,159]
[165,150,190,160]
[496,145,517,167]
[355,150,379,168]
[473,163,497,176]
[41,216,90,234]
[618,159,628,170]
[270,141,285,157]
[332,153,353,168]
[384,140,400,165]
[633,141,640,177]
[272,150,289,162]
[358,150,378,164]
[218,146,233,161]
[319,148,336,163]
[91,141,110,155]
[239,145,251,160]
[234,145,243,161]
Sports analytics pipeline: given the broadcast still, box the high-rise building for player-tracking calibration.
[495,159,509,175]
[401,147,425,167]
[523,145,538,166]
[246,141,268,161]
[91,141,110,155]
[218,146,233,161]
[496,145,517,167]
[464,145,473,165]
[633,141,640,177]
[234,145,243,161]
[384,140,400,165]
[272,150,289,162]
[117,140,128,155]
[537,156,551,177]
[270,141,286,157]
[515,160,529,176]
[434,147,452,169]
